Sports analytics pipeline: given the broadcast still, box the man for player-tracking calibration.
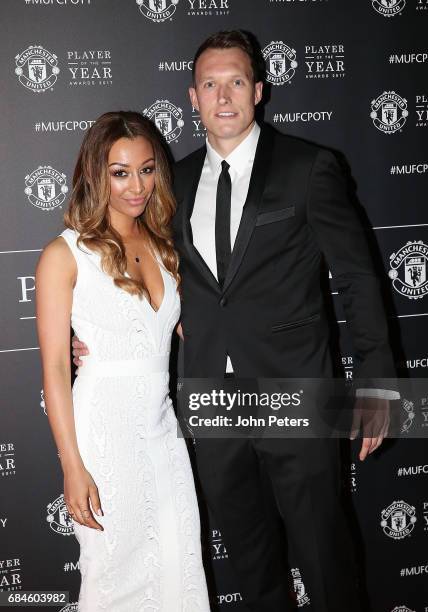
[172,30,397,612]
[74,30,396,611]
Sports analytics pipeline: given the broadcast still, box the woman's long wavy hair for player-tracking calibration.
[64,111,179,297]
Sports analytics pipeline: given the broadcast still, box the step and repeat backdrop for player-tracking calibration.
[1,1,427,611]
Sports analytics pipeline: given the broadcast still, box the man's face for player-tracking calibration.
[189,47,263,145]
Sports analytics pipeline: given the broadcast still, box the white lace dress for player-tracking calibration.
[61,229,210,612]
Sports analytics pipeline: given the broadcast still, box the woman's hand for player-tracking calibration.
[64,464,104,531]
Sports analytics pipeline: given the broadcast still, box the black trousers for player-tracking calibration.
[194,434,361,612]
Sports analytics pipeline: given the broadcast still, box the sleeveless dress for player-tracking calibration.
[60,229,210,612]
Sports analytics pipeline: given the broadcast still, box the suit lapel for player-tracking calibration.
[222,124,275,294]
[181,146,220,292]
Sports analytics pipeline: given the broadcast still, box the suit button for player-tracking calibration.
[219,297,227,307]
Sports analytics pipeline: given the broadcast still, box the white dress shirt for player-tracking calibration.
[189,122,398,399]
[191,121,260,277]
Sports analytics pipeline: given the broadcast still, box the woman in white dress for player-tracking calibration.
[36,111,210,611]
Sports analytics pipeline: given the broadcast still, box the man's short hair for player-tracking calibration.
[192,30,265,84]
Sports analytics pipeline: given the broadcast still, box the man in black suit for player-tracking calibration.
[172,30,396,612]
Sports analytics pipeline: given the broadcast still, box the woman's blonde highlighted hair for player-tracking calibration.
[65,110,179,297]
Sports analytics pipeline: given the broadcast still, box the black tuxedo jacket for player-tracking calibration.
[172,123,395,380]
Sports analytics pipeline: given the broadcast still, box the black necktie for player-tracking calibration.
[215,160,232,287]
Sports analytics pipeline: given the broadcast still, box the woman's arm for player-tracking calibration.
[36,237,103,530]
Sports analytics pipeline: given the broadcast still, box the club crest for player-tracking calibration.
[24,166,68,211]
[143,99,184,142]
[291,568,310,607]
[46,494,74,536]
[262,41,298,86]
[388,241,428,299]
[381,500,417,539]
[15,45,60,93]
[136,0,179,22]
[372,0,406,17]
[401,398,415,433]
[370,91,408,133]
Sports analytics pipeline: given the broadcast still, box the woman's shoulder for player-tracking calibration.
[44,234,75,257]
[59,228,95,257]
[59,227,79,248]
[39,228,83,269]
[37,235,76,279]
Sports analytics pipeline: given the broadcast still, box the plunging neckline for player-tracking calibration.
[124,258,166,315]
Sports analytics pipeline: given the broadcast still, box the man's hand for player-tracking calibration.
[350,397,390,461]
[72,335,89,367]
[176,322,184,341]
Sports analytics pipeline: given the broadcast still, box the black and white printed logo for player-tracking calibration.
[370,91,408,133]
[216,593,242,605]
[211,529,228,560]
[350,462,357,493]
[158,58,193,72]
[388,241,428,299]
[192,107,206,138]
[40,390,47,415]
[15,45,60,93]
[342,355,354,380]
[143,100,184,142]
[46,494,74,536]
[381,500,417,539]
[67,50,112,86]
[263,41,298,86]
[422,397,428,428]
[136,0,179,22]
[416,94,428,127]
[186,0,230,16]
[25,166,68,211]
[24,0,91,4]
[372,0,406,17]
[401,398,416,433]
[0,443,16,478]
[304,44,345,79]
[291,568,310,608]
[0,557,21,591]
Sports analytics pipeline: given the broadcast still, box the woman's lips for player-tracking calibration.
[125,197,145,205]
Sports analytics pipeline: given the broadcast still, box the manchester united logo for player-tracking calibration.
[46,494,74,536]
[372,0,406,17]
[136,0,179,22]
[24,166,68,211]
[262,41,298,86]
[370,91,408,133]
[388,241,428,299]
[143,99,184,143]
[291,568,310,607]
[15,45,60,93]
[380,500,417,539]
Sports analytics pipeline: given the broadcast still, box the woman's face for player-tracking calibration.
[108,136,155,220]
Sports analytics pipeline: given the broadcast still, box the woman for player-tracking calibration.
[36,111,210,611]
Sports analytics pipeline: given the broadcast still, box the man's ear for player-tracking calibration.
[189,86,199,111]
[254,81,263,106]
